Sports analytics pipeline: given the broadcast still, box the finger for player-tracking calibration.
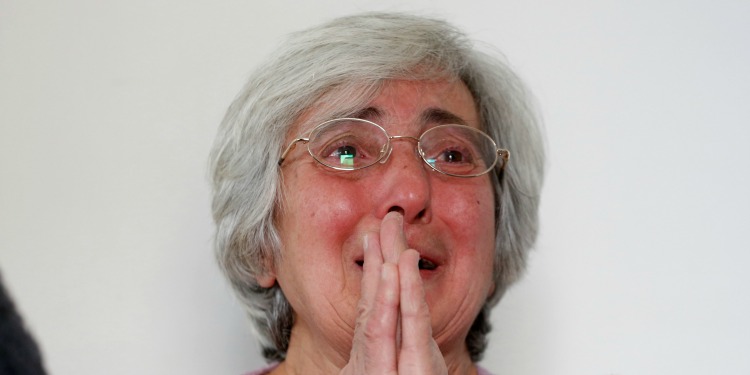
[358,231,383,314]
[359,262,400,374]
[347,233,393,375]
[398,249,434,353]
[380,211,409,264]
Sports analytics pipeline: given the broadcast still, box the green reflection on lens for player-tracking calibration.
[340,154,354,166]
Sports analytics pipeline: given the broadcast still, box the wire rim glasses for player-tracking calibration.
[278,118,509,178]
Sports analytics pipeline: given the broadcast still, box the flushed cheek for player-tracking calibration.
[281,177,371,289]
[436,184,495,241]
[285,166,368,233]
[424,181,495,310]
[428,174,494,222]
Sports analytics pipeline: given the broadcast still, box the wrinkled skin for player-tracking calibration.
[264,80,496,375]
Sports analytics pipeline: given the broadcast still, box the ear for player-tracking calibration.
[487,280,496,299]
[255,270,277,288]
[253,248,279,288]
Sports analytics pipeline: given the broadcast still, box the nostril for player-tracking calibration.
[388,206,405,215]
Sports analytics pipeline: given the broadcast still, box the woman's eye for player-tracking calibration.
[424,143,483,175]
[312,129,385,169]
[441,149,465,163]
[318,140,367,167]
[435,148,473,164]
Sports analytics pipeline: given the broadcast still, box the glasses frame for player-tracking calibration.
[278,117,510,178]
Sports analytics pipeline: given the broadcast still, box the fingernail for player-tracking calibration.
[363,233,369,252]
[386,210,403,224]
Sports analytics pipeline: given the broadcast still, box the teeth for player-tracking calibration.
[418,258,437,270]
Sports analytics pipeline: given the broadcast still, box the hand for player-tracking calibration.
[340,212,448,375]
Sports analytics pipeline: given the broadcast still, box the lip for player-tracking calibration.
[352,238,446,272]
[354,253,441,270]
[349,225,449,275]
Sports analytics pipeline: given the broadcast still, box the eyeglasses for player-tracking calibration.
[278,118,509,178]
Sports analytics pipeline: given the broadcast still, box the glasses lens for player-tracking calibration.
[307,118,388,170]
[419,125,499,176]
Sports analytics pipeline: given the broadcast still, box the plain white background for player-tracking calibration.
[1,0,749,374]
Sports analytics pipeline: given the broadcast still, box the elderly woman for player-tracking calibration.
[210,12,544,375]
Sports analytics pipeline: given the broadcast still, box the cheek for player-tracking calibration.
[293,186,361,226]
[426,180,496,332]
[437,180,495,238]
[434,179,496,280]
[282,166,364,230]
[277,171,368,275]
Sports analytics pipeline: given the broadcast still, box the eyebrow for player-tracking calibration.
[419,108,468,126]
[348,107,468,126]
[348,107,382,121]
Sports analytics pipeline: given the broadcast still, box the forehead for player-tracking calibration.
[363,79,480,131]
[292,78,479,136]
[369,79,478,122]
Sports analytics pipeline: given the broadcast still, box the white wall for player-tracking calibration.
[1,1,748,374]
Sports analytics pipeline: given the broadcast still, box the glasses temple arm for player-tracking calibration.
[497,149,510,171]
[278,138,309,166]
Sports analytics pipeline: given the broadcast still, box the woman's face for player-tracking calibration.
[270,79,497,358]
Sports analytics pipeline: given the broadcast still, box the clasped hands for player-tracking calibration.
[340,211,449,375]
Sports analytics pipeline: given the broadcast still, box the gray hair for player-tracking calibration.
[209,12,544,362]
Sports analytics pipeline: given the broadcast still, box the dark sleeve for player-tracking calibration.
[0,272,47,375]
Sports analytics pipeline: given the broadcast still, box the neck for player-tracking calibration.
[270,321,350,375]
[446,354,479,375]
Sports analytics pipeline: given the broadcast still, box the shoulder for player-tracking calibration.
[477,364,496,375]
[243,362,279,375]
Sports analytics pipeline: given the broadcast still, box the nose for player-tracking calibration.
[374,138,431,223]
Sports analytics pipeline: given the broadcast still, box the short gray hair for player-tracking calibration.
[209,12,544,362]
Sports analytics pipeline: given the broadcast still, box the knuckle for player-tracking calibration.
[402,301,431,320]
[356,302,369,317]
[362,319,383,341]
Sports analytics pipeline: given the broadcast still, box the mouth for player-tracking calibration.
[355,256,439,271]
